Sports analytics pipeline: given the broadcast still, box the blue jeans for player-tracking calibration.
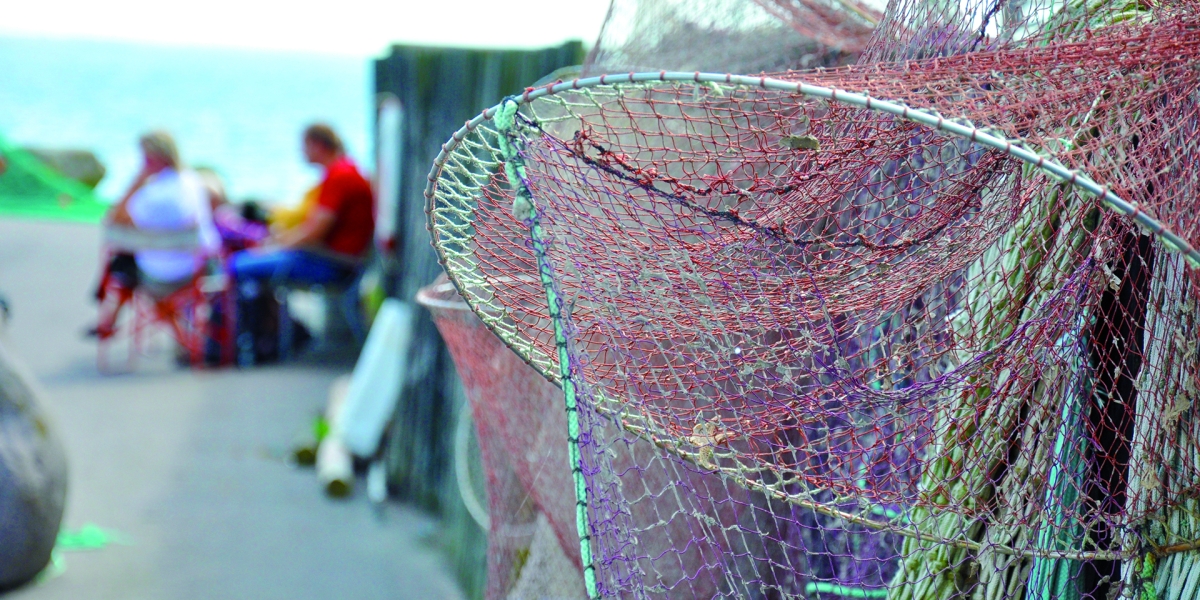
[230,249,356,286]
[230,249,356,365]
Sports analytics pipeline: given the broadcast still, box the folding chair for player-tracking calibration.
[96,225,231,372]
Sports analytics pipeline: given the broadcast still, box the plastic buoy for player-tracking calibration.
[335,299,414,457]
[317,375,354,498]
[316,435,353,498]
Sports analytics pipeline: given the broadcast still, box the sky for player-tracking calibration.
[0,0,613,56]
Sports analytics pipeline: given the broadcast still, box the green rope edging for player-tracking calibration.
[1140,553,1159,600]
[495,98,599,599]
[805,582,889,598]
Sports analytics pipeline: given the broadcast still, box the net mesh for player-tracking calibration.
[584,0,872,75]
[427,1,1200,598]
[0,132,107,223]
[420,278,588,600]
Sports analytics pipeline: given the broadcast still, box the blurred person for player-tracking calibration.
[229,123,374,363]
[88,131,219,338]
[269,182,322,232]
[195,166,226,210]
[230,123,373,287]
[196,167,268,253]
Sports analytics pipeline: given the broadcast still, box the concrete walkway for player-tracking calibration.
[0,219,461,600]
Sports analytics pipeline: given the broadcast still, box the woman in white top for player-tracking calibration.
[89,131,219,338]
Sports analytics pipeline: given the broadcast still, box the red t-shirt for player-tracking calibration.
[316,157,375,257]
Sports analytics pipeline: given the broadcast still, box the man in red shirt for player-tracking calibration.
[271,124,374,258]
[230,124,375,363]
[231,124,375,284]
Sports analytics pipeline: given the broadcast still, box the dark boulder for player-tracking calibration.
[0,341,68,591]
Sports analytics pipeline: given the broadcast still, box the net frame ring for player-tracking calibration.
[424,72,1200,371]
[420,69,1200,586]
[424,71,1200,350]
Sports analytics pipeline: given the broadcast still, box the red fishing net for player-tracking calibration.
[425,0,1200,598]
[584,0,870,74]
[419,278,587,599]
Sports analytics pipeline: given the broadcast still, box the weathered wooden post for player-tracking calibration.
[373,41,583,599]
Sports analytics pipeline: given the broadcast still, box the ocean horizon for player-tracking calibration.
[0,35,371,207]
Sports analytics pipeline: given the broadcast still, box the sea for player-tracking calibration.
[0,36,371,205]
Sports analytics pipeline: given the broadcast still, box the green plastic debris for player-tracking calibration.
[56,523,131,550]
[313,414,330,444]
[33,551,65,584]
[35,524,130,585]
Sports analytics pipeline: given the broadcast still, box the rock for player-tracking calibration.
[23,148,106,189]
[0,341,68,591]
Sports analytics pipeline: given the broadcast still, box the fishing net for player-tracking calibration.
[0,133,107,223]
[426,0,1200,598]
[584,0,875,75]
[419,277,588,600]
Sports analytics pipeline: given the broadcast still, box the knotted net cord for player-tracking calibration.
[427,2,1200,598]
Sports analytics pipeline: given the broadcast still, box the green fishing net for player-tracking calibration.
[0,133,108,223]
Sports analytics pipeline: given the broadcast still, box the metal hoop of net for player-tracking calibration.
[425,5,1200,599]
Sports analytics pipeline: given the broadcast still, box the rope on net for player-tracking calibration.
[492,97,600,599]
[426,9,1200,597]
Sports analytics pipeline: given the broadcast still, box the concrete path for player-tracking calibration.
[0,219,462,600]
